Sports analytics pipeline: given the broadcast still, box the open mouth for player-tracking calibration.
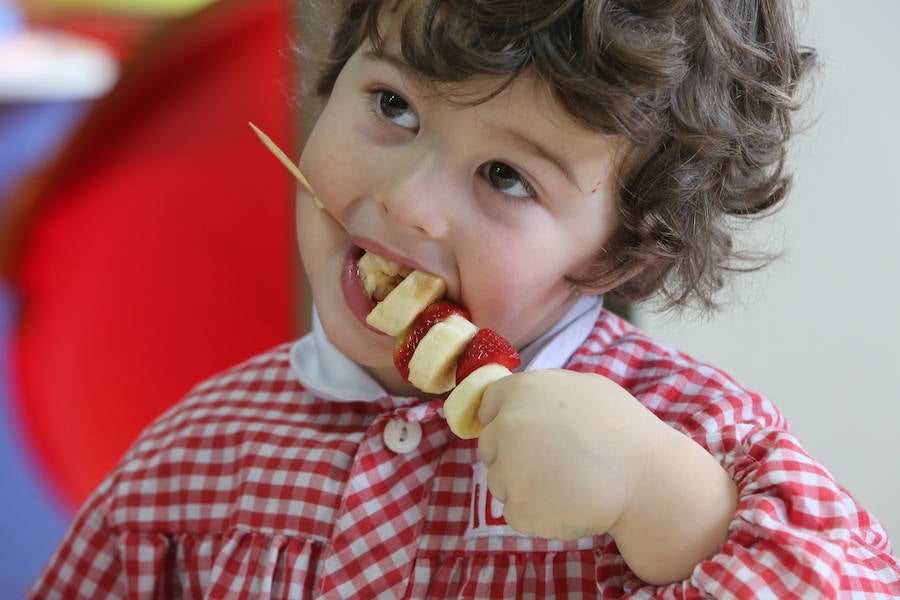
[357,251,413,302]
[341,249,421,335]
[352,249,448,338]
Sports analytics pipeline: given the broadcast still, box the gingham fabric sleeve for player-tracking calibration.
[568,312,900,599]
[29,474,130,597]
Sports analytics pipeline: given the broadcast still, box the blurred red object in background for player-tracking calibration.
[1,0,301,508]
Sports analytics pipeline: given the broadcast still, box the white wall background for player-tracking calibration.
[635,1,900,542]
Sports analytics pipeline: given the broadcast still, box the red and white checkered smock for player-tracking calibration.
[29,308,900,598]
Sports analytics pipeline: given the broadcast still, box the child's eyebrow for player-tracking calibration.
[493,128,579,191]
[362,48,428,84]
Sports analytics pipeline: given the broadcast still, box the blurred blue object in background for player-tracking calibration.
[0,0,116,198]
[0,100,89,197]
[0,0,19,29]
[0,1,18,32]
[0,3,111,596]
[0,283,71,597]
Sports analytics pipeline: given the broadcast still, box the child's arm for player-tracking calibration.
[478,369,736,585]
[607,415,737,584]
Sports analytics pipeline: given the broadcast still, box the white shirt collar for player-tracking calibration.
[290,295,603,402]
[289,307,387,402]
[516,294,603,371]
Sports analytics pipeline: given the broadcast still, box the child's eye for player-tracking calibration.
[479,161,536,200]
[373,89,419,130]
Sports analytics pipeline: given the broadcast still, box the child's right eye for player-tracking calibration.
[372,89,420,131]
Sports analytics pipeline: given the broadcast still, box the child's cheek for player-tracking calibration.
[462,274,532,345]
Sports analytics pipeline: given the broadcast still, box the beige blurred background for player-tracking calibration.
[635,1,900,542]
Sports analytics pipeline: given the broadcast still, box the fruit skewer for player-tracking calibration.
[365,256,520,438]
[251,124,519,438]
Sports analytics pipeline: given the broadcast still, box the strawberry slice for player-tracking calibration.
[393,301,471,382]
[456,329,520,384]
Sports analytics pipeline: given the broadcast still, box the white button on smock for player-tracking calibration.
[383,418,422,454]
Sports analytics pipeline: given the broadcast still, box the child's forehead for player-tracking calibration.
[360,38,567,131]
[356,0,632,144]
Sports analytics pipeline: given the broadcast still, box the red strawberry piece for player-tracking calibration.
[456,328,520,384]
[393,301,471,382]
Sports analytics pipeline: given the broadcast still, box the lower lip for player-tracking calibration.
[340,247,388,335]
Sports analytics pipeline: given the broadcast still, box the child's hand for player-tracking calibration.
[477,369,664,540]
[478,369,737,584]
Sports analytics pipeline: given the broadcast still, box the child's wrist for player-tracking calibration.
[607,417,669,540]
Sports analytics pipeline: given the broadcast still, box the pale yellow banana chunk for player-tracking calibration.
[366,270,447,336]
[407,314,478,394]
[444,363,511,439]
[357,252,413,299]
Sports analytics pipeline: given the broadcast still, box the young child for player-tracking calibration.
[29,0,900,597]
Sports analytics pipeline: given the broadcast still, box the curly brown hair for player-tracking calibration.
[308,0,816,311]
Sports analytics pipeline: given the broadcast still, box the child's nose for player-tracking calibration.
[373,147,453,239]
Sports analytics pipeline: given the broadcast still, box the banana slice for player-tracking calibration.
[444,363,511,438]
[366,270,446,336]
[358,252,413,299]
[407,314,478,393]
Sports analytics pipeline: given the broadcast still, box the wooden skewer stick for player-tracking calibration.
[248,122,324,208]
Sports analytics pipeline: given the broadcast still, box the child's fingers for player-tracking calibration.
[477,377,507,427]
[476,375,516,467]
[477,423,498,467]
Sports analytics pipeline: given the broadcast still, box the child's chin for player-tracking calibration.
[343,331,396,370]
[319,308,379,354]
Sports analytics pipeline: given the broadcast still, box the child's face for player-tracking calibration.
[297,9,625,392]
